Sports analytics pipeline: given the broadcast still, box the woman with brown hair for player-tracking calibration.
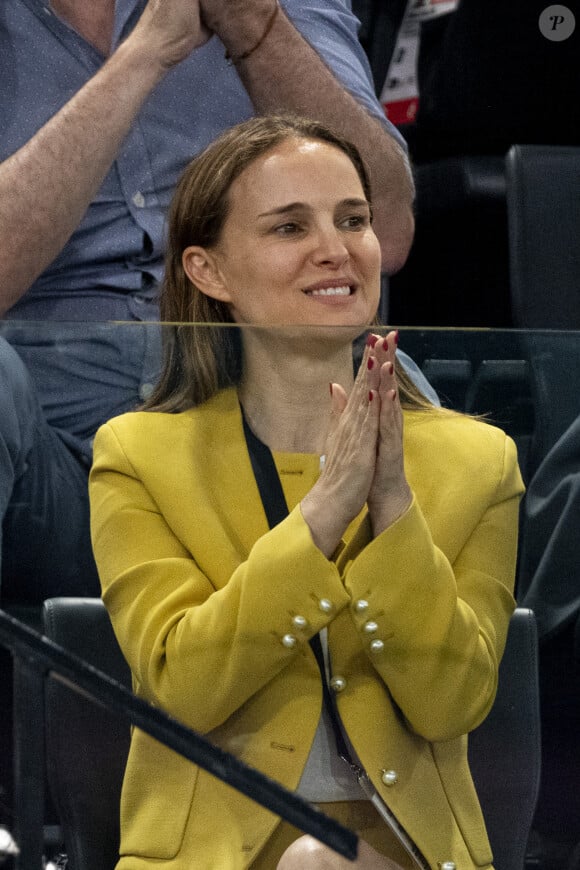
[89,115,523,869]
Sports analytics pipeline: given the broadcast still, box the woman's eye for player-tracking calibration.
[274,222,302,235]
[341,214,367,230]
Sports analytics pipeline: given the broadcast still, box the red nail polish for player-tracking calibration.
[388,362,394,376]
[382,337,389,351]
[394,330,399,346]
[368,391,374,402]
[367,357,374,370]
[329,383,333,397]
[366,334,379,348]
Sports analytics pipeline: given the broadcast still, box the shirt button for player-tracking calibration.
[354,599,369,613]
[292,615,308,629]
[132,191,145,208]
[281,634,297,649]
[369,639,384,653]
[318,598,333,614]
[363,620,378,634]
[381,769,398,786]
[139,382,154,400]
[329,676,347,693]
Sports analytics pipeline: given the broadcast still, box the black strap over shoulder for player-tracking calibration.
[241,409,289,528]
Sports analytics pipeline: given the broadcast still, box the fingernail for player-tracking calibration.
[388,362,394,375]
[366,334,379,348]
[367,357,374,370]
[382,337,389,351]
[368,391,374,402]
[394,330,399,346]
[329,383,333,397]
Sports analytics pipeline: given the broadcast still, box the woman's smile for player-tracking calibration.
[302,279,356,299]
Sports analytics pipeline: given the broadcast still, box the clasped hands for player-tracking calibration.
[301,331,412,558]
[132,0,277,69]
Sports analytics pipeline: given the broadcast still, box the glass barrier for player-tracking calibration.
[2,320,579,480]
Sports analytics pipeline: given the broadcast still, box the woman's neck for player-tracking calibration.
[238,333,355,454]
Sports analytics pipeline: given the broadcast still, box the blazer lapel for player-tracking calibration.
[190,388,272,561]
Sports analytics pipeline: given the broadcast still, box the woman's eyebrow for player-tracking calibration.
[257,197,369,219]
[257,202,309,218]
[337,198,370,210]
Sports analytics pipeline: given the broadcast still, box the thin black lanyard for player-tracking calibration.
[241,408,353,765]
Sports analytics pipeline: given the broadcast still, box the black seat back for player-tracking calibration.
[42,597,131,870]
[506,144,580,330]
[469,607,541,870]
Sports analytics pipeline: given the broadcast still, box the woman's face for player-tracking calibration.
[187,137,382,328]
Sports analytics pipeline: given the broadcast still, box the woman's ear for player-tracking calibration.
[182,246,233,303]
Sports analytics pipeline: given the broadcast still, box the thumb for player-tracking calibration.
[330,382,348,413]
[326,382,348,441]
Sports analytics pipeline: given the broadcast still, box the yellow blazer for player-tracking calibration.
[89,388,524,870]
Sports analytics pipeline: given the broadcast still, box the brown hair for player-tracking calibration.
[144,115,432,412]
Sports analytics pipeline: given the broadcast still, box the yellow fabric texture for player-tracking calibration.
[89,387,524,870]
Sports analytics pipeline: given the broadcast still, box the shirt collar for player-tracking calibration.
[24,0,146,51]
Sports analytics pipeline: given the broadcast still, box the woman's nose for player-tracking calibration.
[311,226,349,265]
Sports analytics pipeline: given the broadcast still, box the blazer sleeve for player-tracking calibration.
[89,421,350,733]
[343,430,524,742]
